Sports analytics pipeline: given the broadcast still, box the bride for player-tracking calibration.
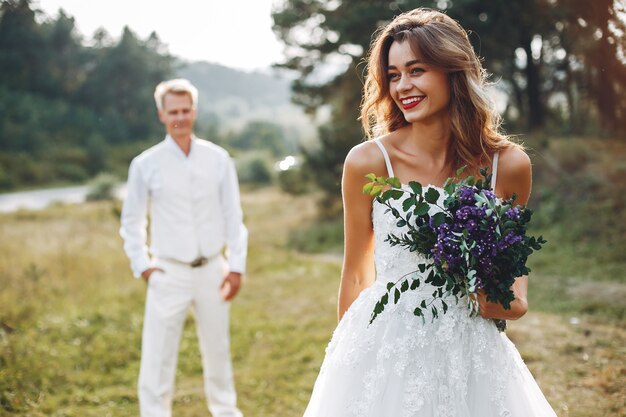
[302,8,557,417]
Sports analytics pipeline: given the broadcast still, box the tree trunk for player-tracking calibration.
[593,3,617,134]
[523,40,545,130]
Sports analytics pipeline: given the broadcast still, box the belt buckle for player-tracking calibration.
[190,257,208,268]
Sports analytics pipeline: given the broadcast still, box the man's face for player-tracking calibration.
[158,92,197,139]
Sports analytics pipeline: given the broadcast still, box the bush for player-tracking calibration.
[86,173,119,201]
[235,154,273,185]
[277,167,309,195]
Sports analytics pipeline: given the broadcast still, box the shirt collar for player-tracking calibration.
[164,134,197,157]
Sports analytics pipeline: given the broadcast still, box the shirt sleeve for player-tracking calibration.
[220,156,248,274]
[119,158,151,278]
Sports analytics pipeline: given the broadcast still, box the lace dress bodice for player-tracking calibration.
[372,186,442,283]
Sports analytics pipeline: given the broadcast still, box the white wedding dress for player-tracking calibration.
[302,140,557,417]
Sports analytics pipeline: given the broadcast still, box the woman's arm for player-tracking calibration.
[477,277,528,320]
[479,146,532,320]
[337,142,386,321]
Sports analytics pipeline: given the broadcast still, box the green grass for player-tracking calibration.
[1,136,626,416]
[0,190,341,416]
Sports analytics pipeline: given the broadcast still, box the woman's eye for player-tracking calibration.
[411,67,425,74]
[387,73,399,81]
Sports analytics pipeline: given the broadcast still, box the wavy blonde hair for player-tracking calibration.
[360,8,518,171]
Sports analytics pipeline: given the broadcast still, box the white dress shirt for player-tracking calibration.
[120,135,248,278]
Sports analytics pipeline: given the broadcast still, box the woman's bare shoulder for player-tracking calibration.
[344,139,389,179]
[499,146,530,170]
[496,146,532,203]
[498,146,531,178]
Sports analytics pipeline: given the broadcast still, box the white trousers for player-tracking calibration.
[138,256,243,417]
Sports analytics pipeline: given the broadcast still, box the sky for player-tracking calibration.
[34,0,286,71]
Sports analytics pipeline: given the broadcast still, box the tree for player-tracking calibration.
[273,0,626,209]
[229,121,287,156]
[78,27,173,142]
[563,0,626,134]
[45,9,85,97]
[273,0,432,208]
[0,0,49,92]
[0,1,175,189]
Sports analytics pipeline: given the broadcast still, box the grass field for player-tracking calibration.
[1,139,625,416]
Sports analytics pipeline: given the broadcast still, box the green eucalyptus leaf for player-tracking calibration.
[402,197,415,212]
[388,189,404,200]
[424,188,440,204]
[414,202,429,216]
[372,185,384,195]
[387,177,402,188]
[409,181,423,195]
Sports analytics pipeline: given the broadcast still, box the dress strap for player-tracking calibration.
[490,152,500,190]
[373,138,395,177]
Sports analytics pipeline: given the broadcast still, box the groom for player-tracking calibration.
[120,78,247,417]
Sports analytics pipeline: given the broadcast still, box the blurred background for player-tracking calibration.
[0,0,624,416]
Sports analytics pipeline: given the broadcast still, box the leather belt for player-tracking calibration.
[162,254,219,268]
[190,257,209,268]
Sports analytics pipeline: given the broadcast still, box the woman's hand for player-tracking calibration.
[477,276,529,320]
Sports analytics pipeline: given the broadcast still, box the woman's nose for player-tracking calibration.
[397,74,412,91]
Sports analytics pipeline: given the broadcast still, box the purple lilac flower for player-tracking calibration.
[505,207,521,220]
[497,232,523,251]
[431,185,517,290]
[459,186,476,204]
[481,190,496,201]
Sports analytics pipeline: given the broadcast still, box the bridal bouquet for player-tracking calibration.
[363,167,545,331]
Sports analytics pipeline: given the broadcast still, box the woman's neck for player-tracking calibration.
[405,119,452,163]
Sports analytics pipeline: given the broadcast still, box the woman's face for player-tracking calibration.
[387,40,450,125]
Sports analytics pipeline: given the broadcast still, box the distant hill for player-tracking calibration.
[178,62,291,106]
[177,62,314,136]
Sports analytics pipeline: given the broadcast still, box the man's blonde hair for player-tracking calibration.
[154,78,198,111]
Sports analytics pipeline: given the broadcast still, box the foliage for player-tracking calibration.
[272,0,626,206]
[227,121,288,156]
[0,0,173,190]
[235,153,274,185]
[364,168,545,327]
[86,172,120,201]
[0,1,314,192]
[278,167,310,195]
